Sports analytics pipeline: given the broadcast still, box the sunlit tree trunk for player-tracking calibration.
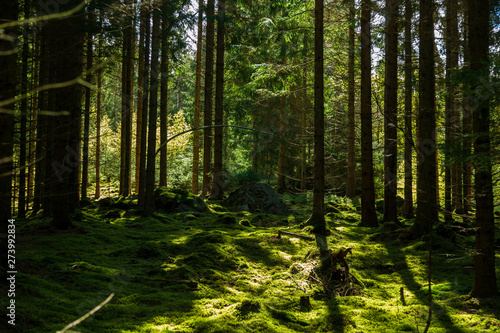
[346,0,356,199]
[192,0,204,194]
[212,0,226,200]
[468,0,498,298]
[360,0,378,227]
[413,0,437,234]
[202,0,215,197]
[95,38,102,199]
[383,0,398,222]
[403,0,413,217]
[144,8,161,215]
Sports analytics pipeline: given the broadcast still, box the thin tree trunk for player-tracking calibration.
[413,0,437,235]
[346,0,356,198]
[192,0,204,194]
[360,0,378,227]
[403,0,413,217]
[28,33,39,210]
[468,0,498,298]
[202,0,215,197]
[135,4,146,193]
[212,0,226,200]
[277,95,286,193]
[18,0,30,218]
[138,8,150,209]
[159,6,169,187]
[82,33,92,201]
[462,8,473,217]
[383,0,398,222]
[144,8,161,215]
[95,44,102,199]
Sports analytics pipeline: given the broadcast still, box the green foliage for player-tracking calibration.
[233,166,262,185]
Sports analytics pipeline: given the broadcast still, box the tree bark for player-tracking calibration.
[468,0,498,298]
[46,2,84,229]
[403,0,413,217]
[82,32,92,201]
[310,0,327,243]
[0,0,18,270]
[202,0,215,197]
[383,0,398,222]
[413,0,437,235]
[144,8,161,215]
[138,8,151,209]
[277,95,286,193]
[360,0,378,227]
[18,0,30,218]
[212,0,226,200]
[159,5,169,187]
[346,0,356,199]
[192,0,204,194]
[95,38,102,199]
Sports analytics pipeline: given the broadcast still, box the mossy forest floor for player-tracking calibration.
[3,191,500,332]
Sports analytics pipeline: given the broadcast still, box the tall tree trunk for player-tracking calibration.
[346,0,356,198]
[135,4,146,193]
[202,0,215,197]
[277,96,286,193]
[47,3,84,229]
[18,0,30,218]
[310,0,327,251]
[138,8,151,209]
[82,33,92,201]
[360,0,378,227]
[212,0,226,200]
[28,33,39,210]
[34,25,48,214]
[159,5,169,187]
[0,0,18,270]
[468,0,498,298]
[462,8,473,217]
[403,0,413,217]
[120,2,133,197]
[383,0,398,222]
[413,0,437,235]
[192,0,204,194]
[144,8,161,215]
[95,39,102,199]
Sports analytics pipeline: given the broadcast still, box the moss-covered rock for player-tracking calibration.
[225,183,292,215]
[154,187,208,212]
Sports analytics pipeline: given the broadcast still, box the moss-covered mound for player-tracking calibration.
[154,187,208,212]
[225,182,292,215]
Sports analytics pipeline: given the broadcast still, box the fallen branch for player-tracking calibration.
[277,230,315,241]
[57,293,114,333]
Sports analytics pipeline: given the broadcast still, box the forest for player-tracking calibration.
[1,0,500,332]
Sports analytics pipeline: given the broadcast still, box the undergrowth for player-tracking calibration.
[2,194,500,332]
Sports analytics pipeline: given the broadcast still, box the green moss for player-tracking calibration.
[14,198,495,333]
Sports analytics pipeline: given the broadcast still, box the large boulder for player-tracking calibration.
[225,183,292,215]
[154,188,208,212]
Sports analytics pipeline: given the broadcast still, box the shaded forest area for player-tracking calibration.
[1,0,500,332]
